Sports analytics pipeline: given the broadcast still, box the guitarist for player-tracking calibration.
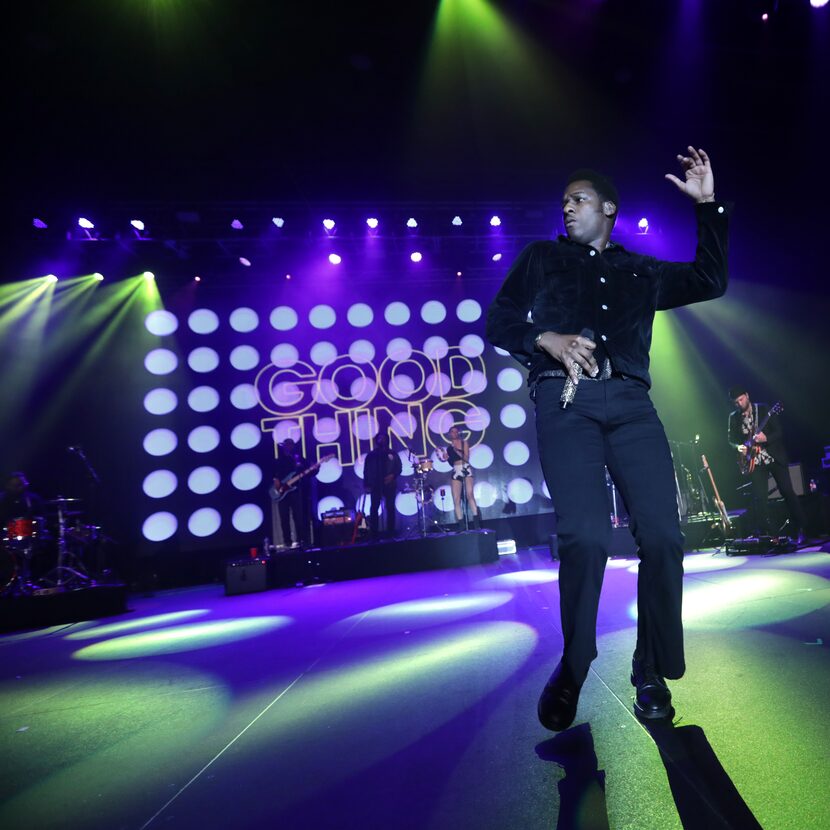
[728,386,806,543]
[363,433,402,539]
[273,438,310,549]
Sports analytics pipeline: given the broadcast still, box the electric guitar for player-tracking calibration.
[737,401,783,475]
[701,454,732,532]
[269,454,336,502]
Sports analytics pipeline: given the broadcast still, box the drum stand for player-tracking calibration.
[40,498,92,590]
[1,541,37,597]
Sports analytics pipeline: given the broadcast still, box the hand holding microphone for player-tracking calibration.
[534,328,598,409]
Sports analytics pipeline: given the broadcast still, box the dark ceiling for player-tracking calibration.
[9,0,828,210]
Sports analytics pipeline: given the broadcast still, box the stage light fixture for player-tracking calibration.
[456,271,462,277]
[638,217,649,233]
[130,219,145,231]
[762,12,769,20]
[328,253,342,265]
[490,215,502,227]
[451,216,463,226]
[231,219,243,230]
[410,251,422,263]
[406,218,418,228]
[285,274,292,280]
[239,257,252,267]
[811,0,828,8]
[94,273,104,281]
[272,217,285,228]
[323,218,336,231]
[78,217,95,229]
[143,271,155,281]
[46,274,58,283]
[492,253,502,262]
[194,276,201,282]
[33,218,47,229]
[366,217,379,229]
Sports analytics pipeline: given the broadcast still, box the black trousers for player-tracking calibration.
[748,460,806,536]
[279,489,308,546]
[535,376,685,683]
[369,484,397,536]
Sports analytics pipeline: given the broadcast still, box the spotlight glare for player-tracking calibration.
[761,12,768,20]
[143,271,155,281]
[46,274,58,283]
[410,251,422,263]
[78,217,95,229]
[810,0,828,8]
[239,257,252,267]
[285,274,292,280]
[490,215,501,227]
[366,217,379,229]
[638,217,649,232]
[130,219,145,231]
[33,218,47,229]
[93,273,104,281]
[194,276,201,282]
[456,271,462,277]
[272,217,285,228]
[322,218,336,231]
[328,253,342,265]
[231,219,243,230]
[492,253,502,262]
[451,216,463,226]
[406,217,418,228]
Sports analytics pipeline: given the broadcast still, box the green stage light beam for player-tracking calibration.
[411,0,597,175]
[649,309,726,446]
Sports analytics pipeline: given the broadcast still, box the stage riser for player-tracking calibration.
[0,584,128,632]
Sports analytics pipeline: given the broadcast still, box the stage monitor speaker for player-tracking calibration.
[768,462,805,498]
[225,558,269,595]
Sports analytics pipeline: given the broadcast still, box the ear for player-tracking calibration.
[602,200,617,218]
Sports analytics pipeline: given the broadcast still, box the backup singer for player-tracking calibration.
[486,148,729,730]
[728,387,806,543]
[437,426,481,529]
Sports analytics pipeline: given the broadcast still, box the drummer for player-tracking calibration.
[437,426,482,530]
[0,472,45,531]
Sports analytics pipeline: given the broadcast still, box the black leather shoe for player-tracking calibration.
[538,662,583,731]
[631,658,674,721]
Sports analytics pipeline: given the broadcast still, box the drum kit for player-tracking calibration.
[402,455,445,535]
[1,495,104,597]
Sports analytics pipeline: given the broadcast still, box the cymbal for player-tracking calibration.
[46,497,82,504]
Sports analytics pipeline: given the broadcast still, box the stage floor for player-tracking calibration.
[2,544,829,830]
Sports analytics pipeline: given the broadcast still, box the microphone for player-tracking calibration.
[560,328,595,410]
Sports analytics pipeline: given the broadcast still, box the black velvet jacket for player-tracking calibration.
[485,201,730,388]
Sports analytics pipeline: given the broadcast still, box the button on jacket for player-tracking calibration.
[485,202,730,388]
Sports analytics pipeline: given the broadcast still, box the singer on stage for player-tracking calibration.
[486,148,729,730]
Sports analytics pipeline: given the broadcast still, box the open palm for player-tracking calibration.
[665,146,714,203]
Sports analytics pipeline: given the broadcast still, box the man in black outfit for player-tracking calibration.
[363,433,402,538]
[273,438,310,549]
[486,147,729,730]
[728,387,806,543]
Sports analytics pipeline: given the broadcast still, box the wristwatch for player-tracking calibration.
[534,332,545,350]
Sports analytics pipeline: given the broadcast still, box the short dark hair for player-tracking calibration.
[728,386,748,400]
[566,169,620,212]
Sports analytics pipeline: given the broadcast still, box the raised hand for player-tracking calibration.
[665,146,715,203]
